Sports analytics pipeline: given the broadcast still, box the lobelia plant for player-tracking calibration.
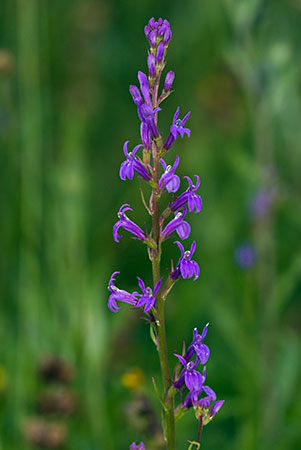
[108,17,224,450]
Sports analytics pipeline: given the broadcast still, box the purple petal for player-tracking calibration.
[153,278,162,295]
[172,107,180,124]
[176,221,191,240]
[174,353,187,368]
[137,277,146,294]
[119,161,129,180]
[180,259,189,279]
[192,261,200,280]
[180,111,191,127]
[108,295,120,313]
[194,195,202,213]
[185,370,203,391]
[203,385,216,401]
[174,240,185,257]
[195,343,210,364]
[190,241,196,256]
[166,175,180,193]
[123,140,130,157]
[187,262,194,278]
[113,222,122,242]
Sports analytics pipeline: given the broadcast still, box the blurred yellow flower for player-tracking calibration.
[121,367,145,391]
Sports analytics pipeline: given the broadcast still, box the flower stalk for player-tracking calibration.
[107,17,224,450]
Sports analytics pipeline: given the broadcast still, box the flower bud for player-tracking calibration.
[129,85,143,106]
[148,17,155,28]
[138,71,151,104]
[156,41,164,63]
[147,53,156,78]
[158,24,167,38]
[163,27,172,44]
[148,29,157,47]
[144,25,150,37]
[164,71,175,91]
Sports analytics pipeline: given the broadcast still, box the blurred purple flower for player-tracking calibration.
[250,189,274,218]
[235,244,256,269]
[130,442,145,450]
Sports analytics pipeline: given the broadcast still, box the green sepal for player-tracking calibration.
[174,405,188,422]
[149,323,158,348]
[152,377,168,412]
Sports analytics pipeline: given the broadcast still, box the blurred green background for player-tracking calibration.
[0,0,300,449]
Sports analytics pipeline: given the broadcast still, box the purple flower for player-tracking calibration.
[139,104,160,138]
[136,278,161,312]
[138,71,151,105]
[234,244,256,269]
[250,189,274,218]
[161,208,191,241]
[129,85,143,106]
[171,241,200,281]
[164,71,175,91]
[196,385,224,423]
[108,272,138,312]
[170,175,202,213]
[159,156,180,193]
[113,204,146,243]
[120,141,151,181]
[156,41,165,63]
[174,354,203,391]
[164,107,191,151]
[130,442,145,450]
[147,53,156,78]
[184,324,210,364]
